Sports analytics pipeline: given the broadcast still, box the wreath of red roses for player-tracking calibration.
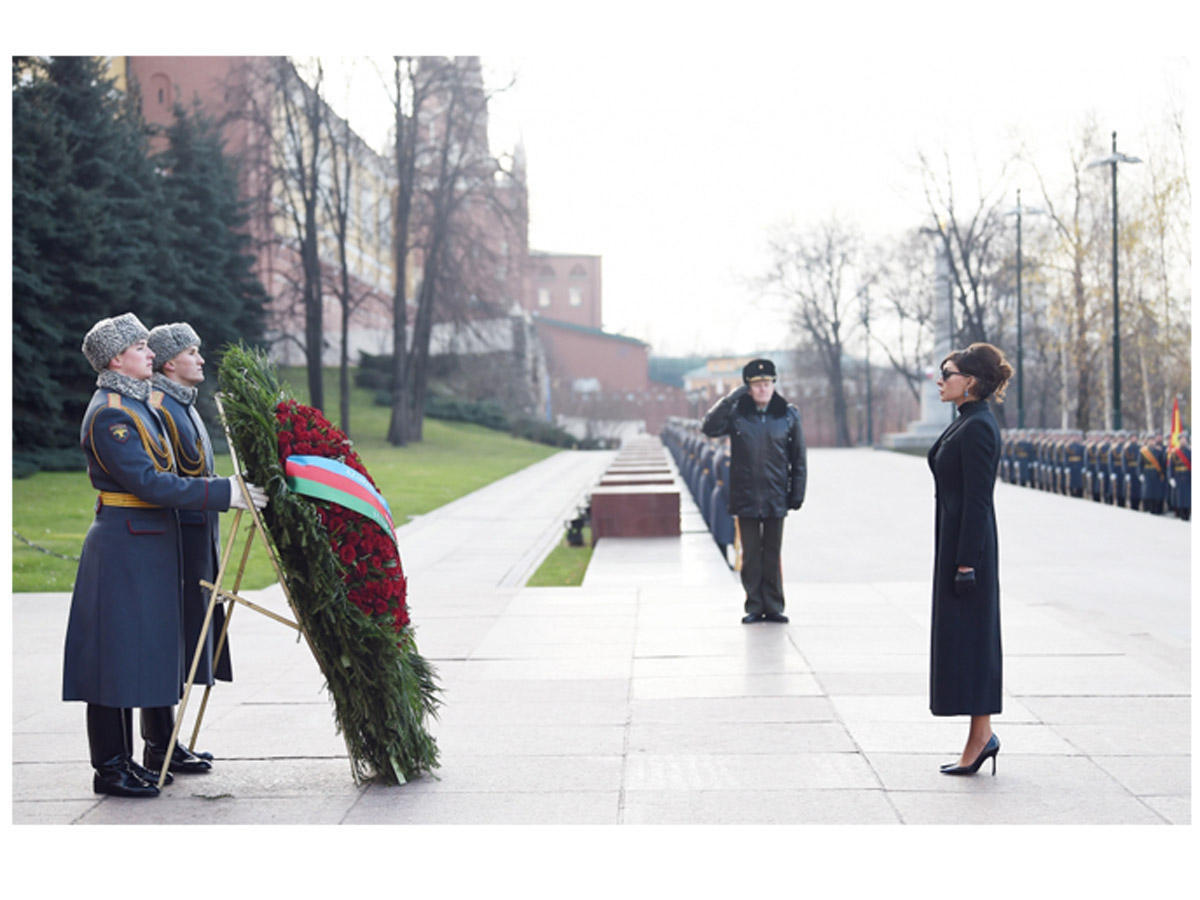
[274,399,410,633]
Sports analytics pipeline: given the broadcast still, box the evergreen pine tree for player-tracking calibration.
[12,56,171,463]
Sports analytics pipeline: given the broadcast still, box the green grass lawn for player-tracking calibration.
[11,366,559,592]
[526,526,595,587]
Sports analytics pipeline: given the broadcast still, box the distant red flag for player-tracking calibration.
[1170,397,1182,452]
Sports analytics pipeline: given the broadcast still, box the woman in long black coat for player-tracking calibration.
[927,342,1013,776]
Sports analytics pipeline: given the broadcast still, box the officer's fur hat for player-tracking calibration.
[742,358,776,383]
[82,313,150,372]
[147,322,202,371]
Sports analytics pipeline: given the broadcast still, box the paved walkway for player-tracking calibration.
[10,447,1190,825]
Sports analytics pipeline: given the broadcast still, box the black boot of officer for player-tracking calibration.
[141,706,213,774]
[122,708,174,787]
[87,704,159,798]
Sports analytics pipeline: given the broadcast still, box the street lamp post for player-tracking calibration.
[1088,131,1142,431]
[1005,190,1047,429]
[861,289,873,445]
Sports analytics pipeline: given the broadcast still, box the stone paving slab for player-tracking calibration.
[620,788,900,824]
[345,789,621,825]
[623,751,881,791]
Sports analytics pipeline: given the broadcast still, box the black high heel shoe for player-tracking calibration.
[940,734,1000,776]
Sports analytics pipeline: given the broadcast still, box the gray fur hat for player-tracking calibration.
[82,313,150,372]
[147,322,202,371]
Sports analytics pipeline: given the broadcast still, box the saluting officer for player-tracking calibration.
[146,322,231,773]
[62,314,267,798]
[702,358,807,624]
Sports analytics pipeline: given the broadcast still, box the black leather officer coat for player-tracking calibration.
[700,387,807,518]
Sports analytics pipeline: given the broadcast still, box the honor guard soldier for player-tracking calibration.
[62,313,268,798]
[1070,432,1089,496]
[1138,433,1167,514]
[1000,431,1014,483]
[1121,432,1142,509]
[147,322,232,772]
[1099,434,1118,508]
[1167,433,1191,520]
[709,443,737,567]
[1052,432,1068,494]
[1037,432,1051,490]
[1016,430,1034,486]
[702,358,807,624]
[1097,434,1114,504]
[1087,435,1104,501]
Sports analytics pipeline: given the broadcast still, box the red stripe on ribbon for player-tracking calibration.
[285,460,394,530]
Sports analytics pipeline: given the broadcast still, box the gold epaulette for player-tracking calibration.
[90,393,174,475]
[156,399,206,476]
[98,491,161,509]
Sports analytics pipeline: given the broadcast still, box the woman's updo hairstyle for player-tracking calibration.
[942,342,1014,402]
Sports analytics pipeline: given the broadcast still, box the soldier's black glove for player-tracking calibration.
[788,499,802,510]
[954,569,976,597]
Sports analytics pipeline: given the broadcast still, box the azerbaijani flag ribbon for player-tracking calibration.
[284,455,396,540]
[1169,397,1183,452]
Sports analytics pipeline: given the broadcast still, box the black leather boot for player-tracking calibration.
[87,705,158,798]
[142,707,212,774]
[124,707,172,786]
[93,755,160,797]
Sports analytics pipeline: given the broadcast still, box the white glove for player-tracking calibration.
[228,479,268,511]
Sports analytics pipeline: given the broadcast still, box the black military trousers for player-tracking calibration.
[738,516,785,617]
[85,704,180,768]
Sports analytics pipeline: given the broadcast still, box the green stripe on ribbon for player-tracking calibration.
[286,475,397,540]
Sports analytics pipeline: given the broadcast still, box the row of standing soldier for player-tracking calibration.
[1001,429,1190,520]
[661,418,737,563]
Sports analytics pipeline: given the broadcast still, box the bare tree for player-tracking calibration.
[386,56,517,444]
[321,93,377,436]
[385,56,425,446]
[871,228,937,403]
[762,216,871,447]
[241,57,330,410]
[918,150,1012,348]
[1125,108,1191,432]
[1031,121,1108,430]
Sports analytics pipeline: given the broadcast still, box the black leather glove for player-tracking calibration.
[954,569,976,597]
[788,499,802,510]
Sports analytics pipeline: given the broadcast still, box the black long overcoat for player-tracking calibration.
[62,388,232,708]
[701,388,807,518]
[157,389,232,684]
[927,400,1003,716]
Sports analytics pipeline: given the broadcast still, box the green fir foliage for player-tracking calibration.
[13,56,167,453]
[218,344,440,784]
[11,57,268,467]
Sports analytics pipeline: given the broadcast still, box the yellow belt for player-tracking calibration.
[98,491,161,509]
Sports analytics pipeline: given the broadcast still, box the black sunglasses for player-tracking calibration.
[940,367,969,381]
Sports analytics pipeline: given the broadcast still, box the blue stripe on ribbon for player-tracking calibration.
[287,455,393,519]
